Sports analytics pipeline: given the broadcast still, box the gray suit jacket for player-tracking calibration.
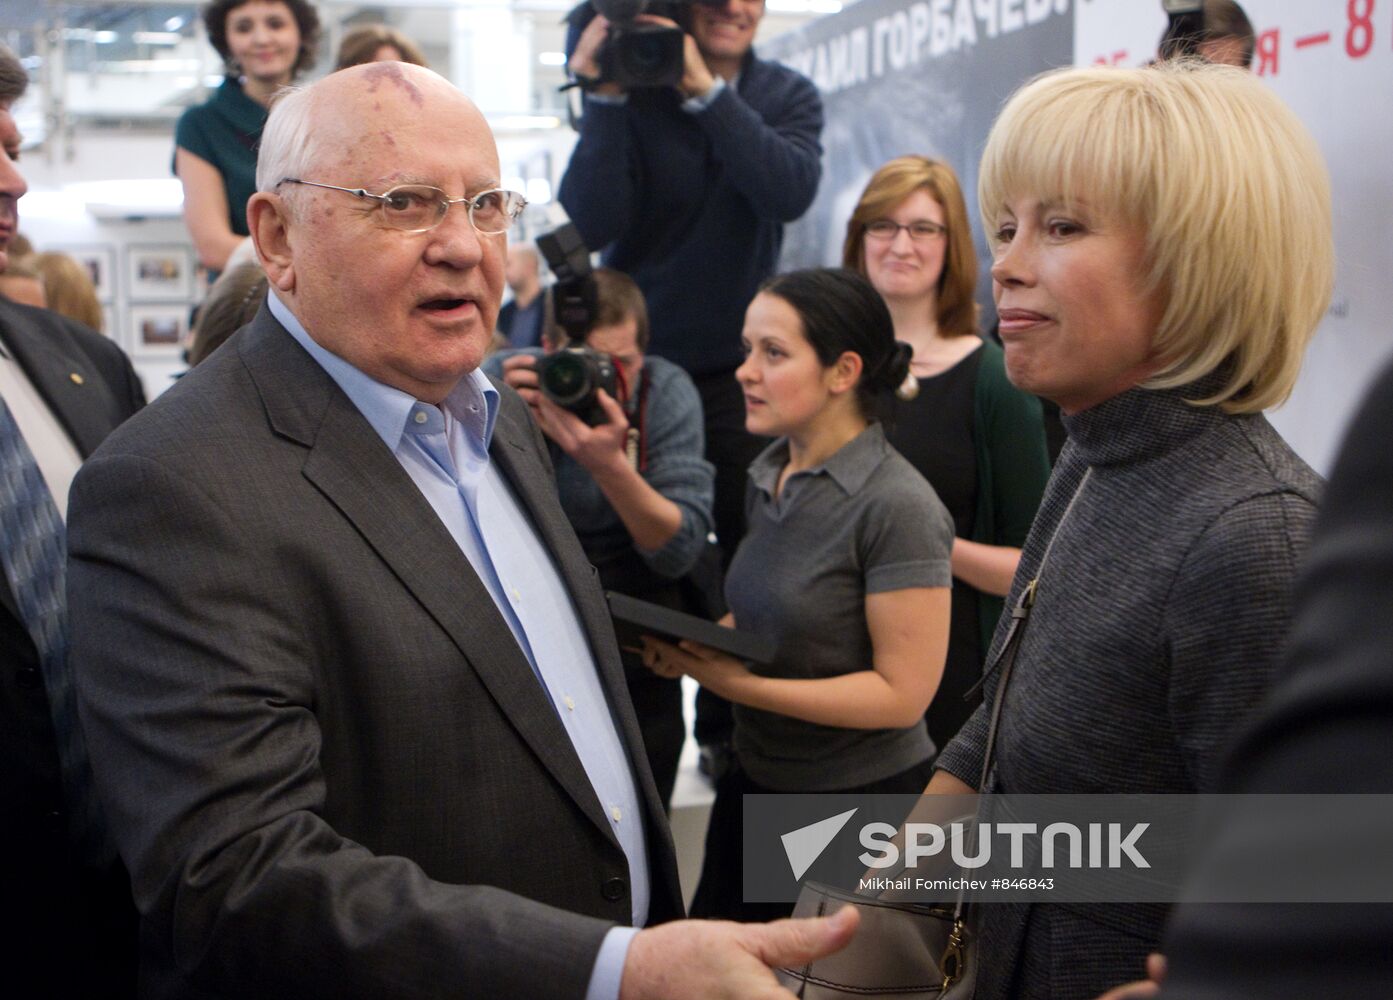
[67,307,683,999]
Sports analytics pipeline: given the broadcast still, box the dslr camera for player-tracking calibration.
[538,348,620,427]
[534,222,619,427]
[567,0,724,90]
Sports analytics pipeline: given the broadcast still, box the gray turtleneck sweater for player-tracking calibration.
[934,377,1322,1000]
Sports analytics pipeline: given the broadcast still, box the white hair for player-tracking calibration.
[255,84,320,194]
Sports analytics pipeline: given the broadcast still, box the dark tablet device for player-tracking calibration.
[605,591,777,665]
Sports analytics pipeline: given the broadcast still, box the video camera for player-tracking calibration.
[566,0,724,90]
[1159,0,1208,60]
[535,222,618,426]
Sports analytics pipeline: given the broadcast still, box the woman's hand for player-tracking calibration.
[640,635,752,699]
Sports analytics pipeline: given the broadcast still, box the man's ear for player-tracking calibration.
[248,192,295,293]
[829,350,864,395]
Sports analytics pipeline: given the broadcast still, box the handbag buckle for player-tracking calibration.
[940,918,966,990]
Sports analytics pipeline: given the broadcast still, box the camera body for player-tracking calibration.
[539,347,620,426]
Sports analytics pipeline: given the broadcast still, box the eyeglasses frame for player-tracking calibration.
[863,218,949,243]
[276,178,527,235]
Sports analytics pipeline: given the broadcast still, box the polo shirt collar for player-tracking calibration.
[749,422,888,499]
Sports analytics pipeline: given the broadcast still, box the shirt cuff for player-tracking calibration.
[584,925,640,1000]
[681,76,726,113]
[587,91,629,107]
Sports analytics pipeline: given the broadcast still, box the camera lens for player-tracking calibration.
[624,33,668,77]
[541,353,591,404]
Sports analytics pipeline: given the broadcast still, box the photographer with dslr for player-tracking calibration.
[558,0,822,573]
[486,268,715,807]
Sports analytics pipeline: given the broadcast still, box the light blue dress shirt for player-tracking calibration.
[269,293,645,998]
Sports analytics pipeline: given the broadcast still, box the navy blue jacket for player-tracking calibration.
[558,52,823,377]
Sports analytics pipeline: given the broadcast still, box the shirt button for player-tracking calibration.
[611,805,623,822]
[564,695,576,712]
[413,410,428,424]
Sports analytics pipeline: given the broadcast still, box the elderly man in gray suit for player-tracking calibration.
[67,62,854,999]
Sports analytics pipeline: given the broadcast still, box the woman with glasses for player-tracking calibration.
[175,0,321,277]
[843,156,1050,751]
[642,267,955,922]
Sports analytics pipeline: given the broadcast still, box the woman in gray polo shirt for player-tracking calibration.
[644,267,956,921]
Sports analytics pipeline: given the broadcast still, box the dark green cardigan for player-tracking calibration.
[968,339,1052,651]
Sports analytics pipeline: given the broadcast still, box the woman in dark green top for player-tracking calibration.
[844,156,1051,751]
[174,0,319,274]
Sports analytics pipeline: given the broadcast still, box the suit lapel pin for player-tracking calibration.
[70,372,85,385]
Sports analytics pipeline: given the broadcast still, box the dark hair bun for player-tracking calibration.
[882,340,913,392]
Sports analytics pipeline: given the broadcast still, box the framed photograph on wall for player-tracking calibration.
[128,303,188,358]
[101,304,119,343]
[51,244,117,303]
[126,244,194,302]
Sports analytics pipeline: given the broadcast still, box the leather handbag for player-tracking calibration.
[777,881,972,998]
[775,470,1095,1000]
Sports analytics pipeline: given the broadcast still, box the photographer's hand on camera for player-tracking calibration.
[535,388,632,479]
[569,14,627,97]
[633,13,716,98]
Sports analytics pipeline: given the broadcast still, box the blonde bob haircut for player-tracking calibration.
[843,155,979,339]
[979,61,1333,413]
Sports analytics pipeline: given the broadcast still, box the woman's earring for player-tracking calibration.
[897,372,920,401]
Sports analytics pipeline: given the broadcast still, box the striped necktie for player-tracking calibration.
[0,393,112,863]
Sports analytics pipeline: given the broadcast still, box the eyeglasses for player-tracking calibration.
[277,179,527,235]
[864,219,947,242]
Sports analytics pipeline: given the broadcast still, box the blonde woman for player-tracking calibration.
[918,62,1332,999]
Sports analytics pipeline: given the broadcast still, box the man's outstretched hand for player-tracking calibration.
[620,906,860,1000]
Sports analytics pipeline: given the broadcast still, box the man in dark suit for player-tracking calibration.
[68,61,854,999]
[1148,359,1393,999]
[0,43,145,998]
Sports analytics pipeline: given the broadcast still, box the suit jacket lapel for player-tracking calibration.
[0,302,119,458]
[237,311,618,846]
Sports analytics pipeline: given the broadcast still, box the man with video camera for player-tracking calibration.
[557,0,822,573]
[486,267,715,808]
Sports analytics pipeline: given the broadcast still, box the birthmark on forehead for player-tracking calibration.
[378,129,396,148]
[362,61,424,107]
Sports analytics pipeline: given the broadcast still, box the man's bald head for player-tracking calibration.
[247,61,510,403]
[256,62,485,197]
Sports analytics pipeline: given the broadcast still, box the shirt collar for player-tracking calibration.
[268,290,499,452]
[748,422,888,498]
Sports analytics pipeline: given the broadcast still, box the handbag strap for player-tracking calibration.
[951,467,1093,923]
[973,466,1092,793]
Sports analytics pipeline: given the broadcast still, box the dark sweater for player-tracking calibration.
[557,52,823,377]
[935,376,1322,1000]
